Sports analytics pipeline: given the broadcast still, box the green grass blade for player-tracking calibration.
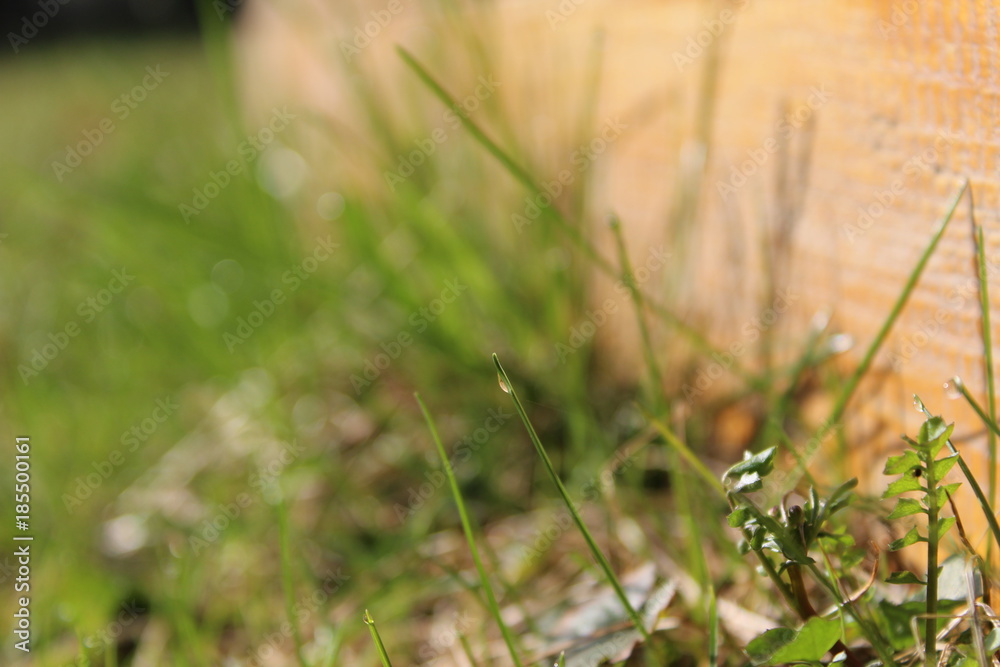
[934,382,1000,551]
[415,393,525,667]
[493,354,651,642]
[610,215,667,410]
[785,179,969,488]
[276,497,309,667]
[972,213,997,546]
[707,581,719,667]
[363,609,394,667]
[639,407,726,498]
[397,47,747,376]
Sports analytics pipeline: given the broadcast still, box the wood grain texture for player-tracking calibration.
[237,0,1000,544]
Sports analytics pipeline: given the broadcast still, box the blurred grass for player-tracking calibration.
[0,8,878,663]
[0,31,638,664]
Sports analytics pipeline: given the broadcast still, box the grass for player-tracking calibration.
[6,9,1000,667]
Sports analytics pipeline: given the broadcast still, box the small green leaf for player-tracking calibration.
[930,454,959,480]
[888,526,924,551]
[919,416,949,446]
[728,507,753,528]
[886,570,926,585]
[725,447,777,479]
[937,516,956,538]
[935,482,962,505]
[888,497,925,519]
[884,450,920,475]
[926,422,955,459]
[828,478,858,504]
[883,474,923,499]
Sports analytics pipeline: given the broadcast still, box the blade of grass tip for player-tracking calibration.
[277,497,309,667]
[610,215,667,411]
[785,179,969,490]
[415,393,525,667]
[934,382,1000,551]
[396,47,747,379]
[638,405,726,498]
[972,215,997,538]
[492,354,652,642]
[363,609,394,667]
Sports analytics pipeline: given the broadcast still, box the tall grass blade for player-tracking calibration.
[639,407,726,498]
[363,609,394,667]
[783,179,969,490]
[610,214,666,409]
[493,354,651,642]
[397,47,746,374]
[415,393,525,667]
[972,211,997,559]
[276,497,309,667]
[933,382,1000,551]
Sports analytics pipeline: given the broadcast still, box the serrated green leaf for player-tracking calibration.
[888,526,923,551]
[725,447,777,479]
[927,422,955,459]
[886,570,926,585]
[937,516,956,538]
[985,628,1000,652]
[930,453,959,480]
[888,497,925,519]
[935,482,962,506]
[884,450,920,475]
[919,416,949,445]
[883,474,923,498]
